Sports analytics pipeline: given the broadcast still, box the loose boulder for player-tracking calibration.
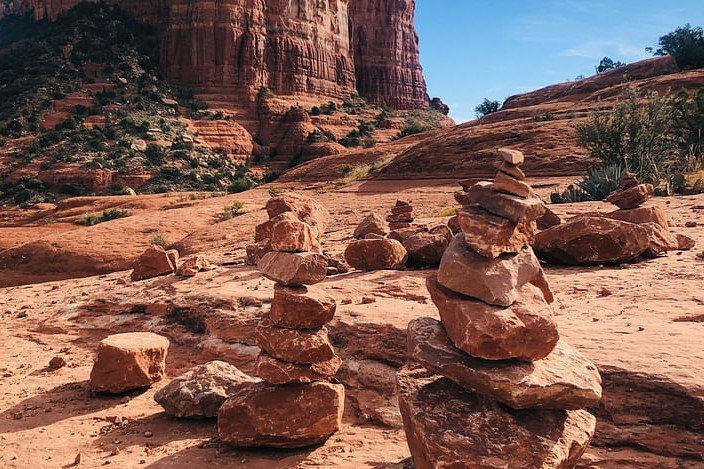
[131,246,176,281]
[90,332,169,393]
[154,361,259,418]
[396,366,596,469]
[534,217,651,265]
[218,381,344,448]
[353,213,389,239]
[344,239,408,271]
[403,232,450,267]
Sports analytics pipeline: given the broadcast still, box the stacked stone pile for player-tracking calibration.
[387,200,414,230]
[218,196,344,448]
[397,148,603,469]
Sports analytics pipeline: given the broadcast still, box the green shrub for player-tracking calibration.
[268,186,284,197]
[551,164,624,203]
[76,208,130,226]
[395,121,426,139]
[475,98,500,117]
[221,201,245,221]
[649,24,704,70]
[227,177,254,193]
[150,233,170,249]
[340,164,352,175]
[595,57,626,73]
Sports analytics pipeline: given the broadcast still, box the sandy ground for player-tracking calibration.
[1,179,703,468]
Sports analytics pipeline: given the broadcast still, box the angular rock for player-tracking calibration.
[642,222,679,257]
[605,206,669,229]
[606,183,654,209]
[498,147,525,165]
[427,275,559,361]
[403,232,450,267]
[254,219,274,243]
[245,240,272,266]
[265,192,329,238]
[353,213,389,239]
[396,366,596,469]
[390,205,413,216]
[255,352,341,384]
[176,255,212,277]
[437,235,543,307]
[199,337,260,375]
[428,224,453,241]
[464,181,546,223]
[407,318,601,409]
[270,284,336,329]
[256,317,336,364]
[498,161,526,180]
[131,246,176,281]
[534,217,650,265]
[218,381,344,448]
[457,206,536,259]
[90,332,169,393]
[344,239,408,271]
[394,200,411,207]
[387,212,414,223]
[154,361,259,418]
[676,233,696,250]
[389,222,412,230]
[269,212,317,253]
[530,267,555,304]
[537,206,562,230]
[492,171,534,198]
[258,251,328,286]
[447,215,461,234]
[388,226,427,242]
[165,249,179,268]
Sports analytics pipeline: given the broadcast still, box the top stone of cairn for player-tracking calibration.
[498,148,524,166]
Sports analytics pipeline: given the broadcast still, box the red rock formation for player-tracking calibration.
[348,0,429,109]
[1,0,428,109]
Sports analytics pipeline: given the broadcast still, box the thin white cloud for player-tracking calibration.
[558,40,646,60]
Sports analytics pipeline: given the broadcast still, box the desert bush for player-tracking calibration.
[475,98,500,117]
[227,177,254,193]
[151,233,170,249]
[340,164,352,175]
[648,24,704,70]
[436,207,458,217]
[268,186,284,197]
[76,208,130,226]
[221,201,245,221]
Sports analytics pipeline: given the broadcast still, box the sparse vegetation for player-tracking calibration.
[551,164,625,203]
[268,187,284,197]
[150,233,170,249]
[75,208,130,226]
[475,98,501,118]
[220,201,245,221]
[436,207,458,217]
[648,24,704,70]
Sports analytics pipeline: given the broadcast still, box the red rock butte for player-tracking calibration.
[1,0,429,109]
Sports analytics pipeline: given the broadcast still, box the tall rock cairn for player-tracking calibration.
[387,199,415,230]
[397,149,603,468]
[217,193,344,448]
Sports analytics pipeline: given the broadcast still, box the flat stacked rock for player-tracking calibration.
[387,200,415,230]
[219,195,344,448]
[245,192,328,266]
[397,148,602,469]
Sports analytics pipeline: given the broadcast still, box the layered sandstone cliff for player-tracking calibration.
[1,0,429,109]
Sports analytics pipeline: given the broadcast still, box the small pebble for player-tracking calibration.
[144,431,153,438]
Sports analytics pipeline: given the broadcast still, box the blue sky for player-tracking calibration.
[415,0,703,122]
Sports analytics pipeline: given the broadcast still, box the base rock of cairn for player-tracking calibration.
[219,193,343,448]
[397,148,601,469]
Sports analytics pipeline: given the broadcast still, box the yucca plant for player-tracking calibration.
[578,164,625,200]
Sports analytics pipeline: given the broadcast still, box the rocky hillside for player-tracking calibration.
[1,0,429,109]
[282,57,704,182]
[0,1,450,205]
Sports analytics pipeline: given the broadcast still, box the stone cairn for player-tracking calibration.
[217,194,345,448]
[397,148,603,468]
[387,199,414,230]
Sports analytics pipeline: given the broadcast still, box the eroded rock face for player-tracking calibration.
[218,381,344,448]
[535,217,650,265]
[396,366,596,469]
[258,251,328,286]
[407,318,601,410]
[269,284,336,329]
[90,332,169,393]
[427,275,559,361]
[154,361,259,418]
[437,235,542,307]
[344,239,408,271]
